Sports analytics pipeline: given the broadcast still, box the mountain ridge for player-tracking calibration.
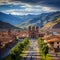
[41,17,60,31]
[0,20,21,30]
[0,11,60,29]
[19,11,60,28]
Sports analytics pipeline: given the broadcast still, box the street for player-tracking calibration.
[21,39,40,60]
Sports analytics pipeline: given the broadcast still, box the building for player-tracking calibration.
[43,34,60,52]
[48,37,60,52]
[29,26,39,38]
[0,29,17,52]
[17,30,28,38]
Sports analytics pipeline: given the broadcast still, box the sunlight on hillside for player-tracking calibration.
[42,17,60,29]
[56,17,60,22]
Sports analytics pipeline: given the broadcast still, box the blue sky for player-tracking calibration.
[0,0,60,15]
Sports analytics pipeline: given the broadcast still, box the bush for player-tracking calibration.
[10,38,29,60]
[23,38,29,46]
[38,37,49,59]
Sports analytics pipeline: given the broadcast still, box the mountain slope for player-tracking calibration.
[0,12,38,26]
[41,17,60,30]
[0,11,60,29]
[0,21,21,29]
[0,12,22,25]
[19,11,60,28]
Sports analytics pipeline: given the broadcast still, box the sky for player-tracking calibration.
[0,0,60,15]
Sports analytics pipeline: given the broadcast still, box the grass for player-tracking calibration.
[40,51,53,60]
[39,49,53,60]
[40,54,53,60]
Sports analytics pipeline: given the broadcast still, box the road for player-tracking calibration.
[0,39,40,60]
[22,39,40,60]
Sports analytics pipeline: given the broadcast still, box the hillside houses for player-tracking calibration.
[42,33,60,53]
[0,29,17,51]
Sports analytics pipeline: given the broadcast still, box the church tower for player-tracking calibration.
[28,26,39,38]
[29,26,31,38]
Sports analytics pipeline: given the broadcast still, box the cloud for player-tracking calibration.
[0,0,59,15]
[1,5,56,15]
[11,0,60,9]
[0,0,60,9]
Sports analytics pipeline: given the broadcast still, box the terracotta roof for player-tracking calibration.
[43,34,60,40]
[42,34,52,39]
[48,37,60,43]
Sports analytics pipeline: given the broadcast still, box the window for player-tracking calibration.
[57,46,59,48]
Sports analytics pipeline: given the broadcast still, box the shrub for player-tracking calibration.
[38,37,49,59]
[10,38,29,60]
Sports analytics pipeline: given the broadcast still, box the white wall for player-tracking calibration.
[54,42,60,48]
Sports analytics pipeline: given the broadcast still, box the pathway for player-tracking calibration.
[21,39,40,60]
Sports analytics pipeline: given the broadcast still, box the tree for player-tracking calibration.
[10,47,16,60]
[42,44,49,58]
[10,38,29,60]
[23,38,29,46]
[38,37,49,59]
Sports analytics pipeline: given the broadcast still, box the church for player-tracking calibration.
[28,26,40,38]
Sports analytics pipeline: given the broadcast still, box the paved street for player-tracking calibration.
[21,39,40,60]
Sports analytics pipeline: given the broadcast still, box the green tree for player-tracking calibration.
[38,37,49,59]
[10,38,29,60]
[42,43,49,58]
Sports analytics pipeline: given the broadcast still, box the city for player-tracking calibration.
[0,0,60,60]
[0,26,60,60]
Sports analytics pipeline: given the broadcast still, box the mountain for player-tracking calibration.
[52,17,60,29]
[0,12,22,25]
[19,11,60,28]
[41,17,60,31]
[0,21,21,29]
[14,14,38,22]
[0,12,38,26]
[0,11,60,29]
[53,23,60,29]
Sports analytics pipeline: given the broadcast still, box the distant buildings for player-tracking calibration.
[17,30,28,38]
[42,33,60,52]
[0,29,17,52]
[1,25,60,54]
[0,28,29,51]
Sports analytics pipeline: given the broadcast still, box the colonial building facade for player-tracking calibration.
[28,26,39,38]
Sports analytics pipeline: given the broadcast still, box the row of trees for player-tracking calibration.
[10,38,29,60]
[38,37,49,59]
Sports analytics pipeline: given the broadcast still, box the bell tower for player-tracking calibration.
[36,26,39,38]
[29,26,31,38]
[28,26,39,38]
